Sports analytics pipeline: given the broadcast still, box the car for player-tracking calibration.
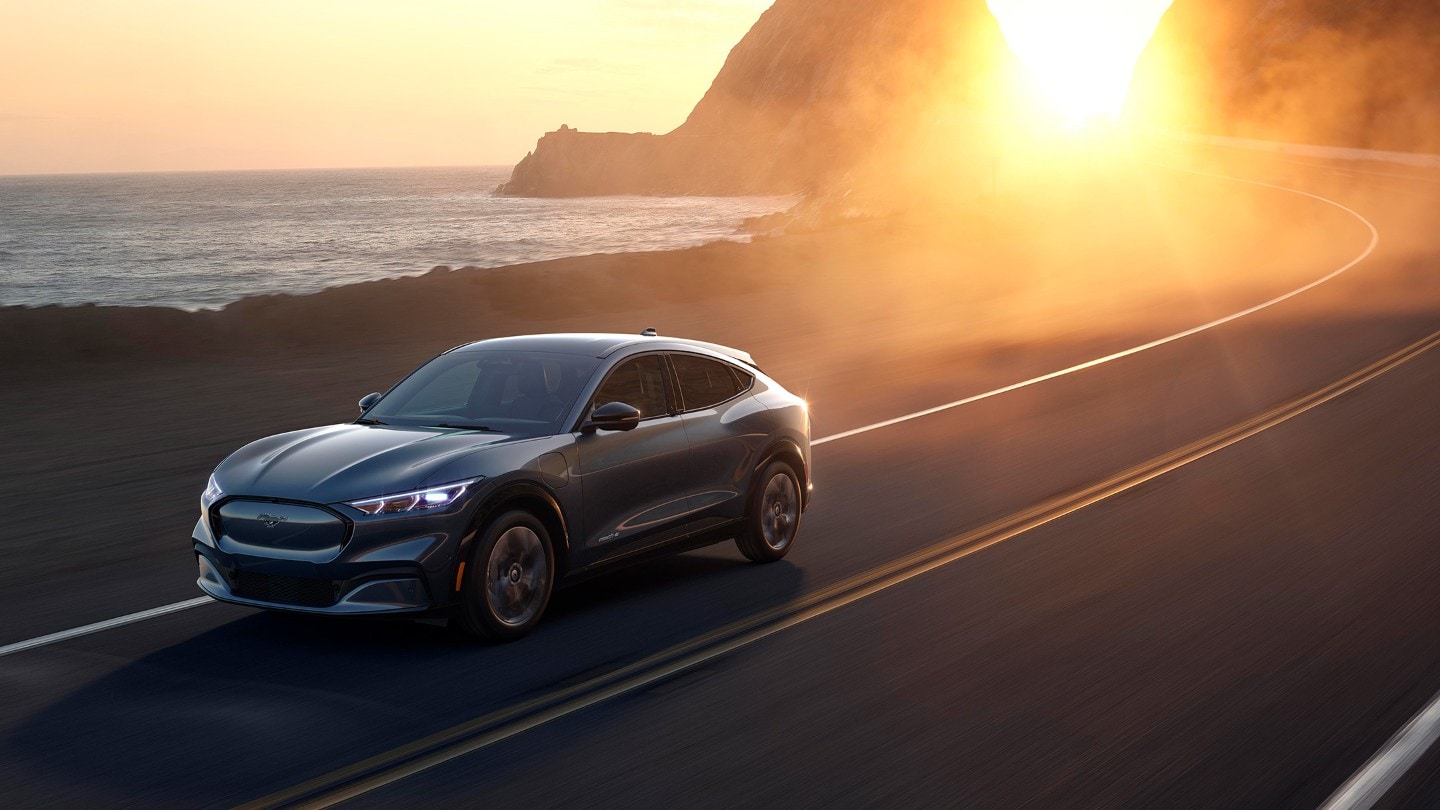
[192,331,812,639]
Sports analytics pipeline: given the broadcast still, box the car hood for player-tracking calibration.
[215,423,519,505]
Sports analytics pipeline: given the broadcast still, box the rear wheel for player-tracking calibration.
[737,461,802,563]
[456,510,554,641]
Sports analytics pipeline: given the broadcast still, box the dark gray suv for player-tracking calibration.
[193,332,812,639]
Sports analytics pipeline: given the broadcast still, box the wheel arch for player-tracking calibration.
[753,439,810,510]
[465,481,572,577]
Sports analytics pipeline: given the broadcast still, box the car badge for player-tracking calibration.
[257,513,288,528]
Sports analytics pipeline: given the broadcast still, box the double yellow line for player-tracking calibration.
[242,328,1440,810]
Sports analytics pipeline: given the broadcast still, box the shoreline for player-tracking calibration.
[0,164,796,312]
[0,229,813,374]
[2,156,1436,593]
[0,155,1380,376]
[1,226,769,315]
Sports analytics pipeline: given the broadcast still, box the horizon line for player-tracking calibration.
[0,162,516,180]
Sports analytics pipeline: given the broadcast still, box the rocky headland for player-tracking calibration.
[501,0,1440,200]
[497,0,1008,197]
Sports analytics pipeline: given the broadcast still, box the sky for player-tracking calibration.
[988,0,1172,124]
[0,0,1179,176]
[0,0,774,175]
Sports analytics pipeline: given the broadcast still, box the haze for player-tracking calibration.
[6,0,1440,804]
[0,0,772,175]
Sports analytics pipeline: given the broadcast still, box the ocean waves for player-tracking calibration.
[0,166,794,311]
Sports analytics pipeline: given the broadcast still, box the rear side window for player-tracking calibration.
[672,354,746,411]
[593,355,669,418]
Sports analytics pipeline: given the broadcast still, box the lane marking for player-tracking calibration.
[244,328,1440,810]
[0,164,1380,659]
[814,167,1378,446]
[0,597,212,658]
[1320,690,1440,809]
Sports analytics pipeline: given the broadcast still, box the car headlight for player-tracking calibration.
[346,478,482,516]
[201,474,224,509]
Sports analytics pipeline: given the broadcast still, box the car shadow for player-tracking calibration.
[7,549,806,805]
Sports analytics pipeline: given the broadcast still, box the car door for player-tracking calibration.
[574,353,694,563]
[671,352,766,532]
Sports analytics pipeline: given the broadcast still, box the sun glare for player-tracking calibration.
[987,0,1173,126]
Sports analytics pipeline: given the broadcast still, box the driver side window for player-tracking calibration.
[592,356,669,418]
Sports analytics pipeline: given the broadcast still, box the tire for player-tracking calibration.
[455,509,554,641]
[737,460,803,563]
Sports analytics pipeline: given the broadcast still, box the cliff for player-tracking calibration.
[497,126,782,197]
[503,0,1440,197]
[498,0,1007,197]
[1129,0,1440,152]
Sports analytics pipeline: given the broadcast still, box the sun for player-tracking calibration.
[986,0,1173,126]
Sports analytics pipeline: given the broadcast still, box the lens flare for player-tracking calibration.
[986,0,1173,126]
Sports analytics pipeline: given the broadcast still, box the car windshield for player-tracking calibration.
[364,350,601,437]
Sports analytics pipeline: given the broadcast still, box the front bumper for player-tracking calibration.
[191,501,466,616]
[195,553,434,615]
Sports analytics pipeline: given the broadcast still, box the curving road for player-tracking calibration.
[4,146,1440,808]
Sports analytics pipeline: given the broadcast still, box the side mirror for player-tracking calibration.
[584,401,642,433]
[358,392,383,412]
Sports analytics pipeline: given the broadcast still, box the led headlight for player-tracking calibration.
[201,474,224,509]
[346,477,482,516]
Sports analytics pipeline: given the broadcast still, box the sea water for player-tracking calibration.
[0,166,794,310]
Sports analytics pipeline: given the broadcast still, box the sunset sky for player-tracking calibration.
[0,0,1175,176]
[0,0,772,175]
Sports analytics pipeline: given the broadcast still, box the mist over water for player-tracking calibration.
[0,166,794,311]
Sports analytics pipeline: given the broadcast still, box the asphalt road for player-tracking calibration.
[3,148,1440,808]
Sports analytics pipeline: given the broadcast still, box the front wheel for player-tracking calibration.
[455,510,554,641]
[737,461,802,563]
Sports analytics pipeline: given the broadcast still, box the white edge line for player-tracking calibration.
[815,168,1379,446]
[0,165,1380,659]
[300,333,1440,808]
[1320,691,1440,809]
[0,596,214,658]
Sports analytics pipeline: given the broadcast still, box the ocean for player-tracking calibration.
[0,166,794,311]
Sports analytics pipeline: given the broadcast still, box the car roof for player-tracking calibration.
[446,333,758,368]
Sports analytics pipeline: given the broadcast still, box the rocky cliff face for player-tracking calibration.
[1129,0,1440,152]
[498,0,1007,197]
[502,0,1440,198]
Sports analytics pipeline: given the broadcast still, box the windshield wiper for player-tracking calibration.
[355,417,388,425]
[432,423,498,431]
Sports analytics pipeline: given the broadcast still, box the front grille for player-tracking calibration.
[232,571,337,608]
[213,500,348,554]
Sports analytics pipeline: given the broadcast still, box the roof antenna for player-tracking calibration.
[641,327,658,337]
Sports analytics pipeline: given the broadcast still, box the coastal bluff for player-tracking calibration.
[500,0,1440,198]
[497,0,1004,197]
[496,126,785,196]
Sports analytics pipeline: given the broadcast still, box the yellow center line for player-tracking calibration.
[241,328,1440,810]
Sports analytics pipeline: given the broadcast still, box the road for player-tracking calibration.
[3,147,1440,808]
